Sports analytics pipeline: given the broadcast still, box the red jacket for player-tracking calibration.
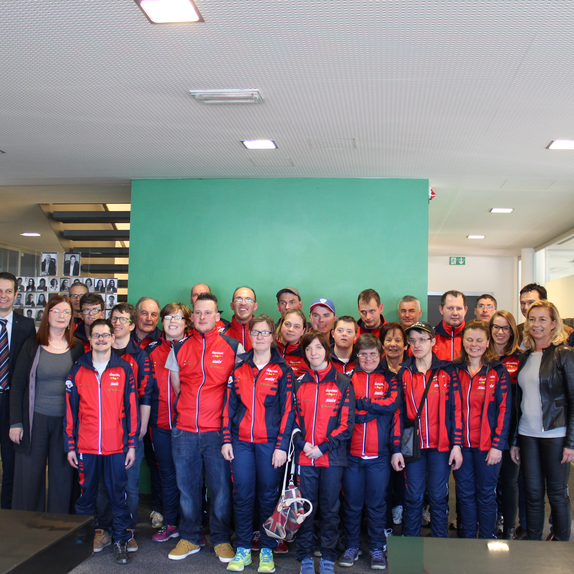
[131,326,163,353]
[356,314,386,338]
[276,340,310,378]
[433,320,465,361]
[222,316,252,350]
[350,364,401,458]
[331,345,356,376]
[116,339,155,406]
[399,354,462,452]
[64,353,139,455]
[222,348,295,451]
[453,362,511,451]
[172,328,241,433]
[293,364,355,467]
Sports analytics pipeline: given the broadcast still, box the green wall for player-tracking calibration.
[128,179,428,322]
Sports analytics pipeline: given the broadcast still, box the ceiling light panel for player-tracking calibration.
[135,0,203,24]
[468,235,485,239]
[490,208,513,213]
[242,140,277,150]
[189,89,263,104]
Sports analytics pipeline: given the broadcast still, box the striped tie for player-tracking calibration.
[0,319,9,390]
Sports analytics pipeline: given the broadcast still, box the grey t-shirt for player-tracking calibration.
[34,348,73,417]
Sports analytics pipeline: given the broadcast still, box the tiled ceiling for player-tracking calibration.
[2,1,574,255]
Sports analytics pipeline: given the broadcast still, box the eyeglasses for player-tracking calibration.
[477,304,495,310]
[90,333,112,340]
[407,337,432,345]
[69,294,84,299]
[164,315,185,323]
[50,309,71,316]
[357,352,379,359]
[491,325,510,333]
[234,297,255,303]
[82,308,102,316]
[111,317,131,324]
[250,330,272,337]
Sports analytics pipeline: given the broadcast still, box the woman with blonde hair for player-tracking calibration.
[510,300,574,541]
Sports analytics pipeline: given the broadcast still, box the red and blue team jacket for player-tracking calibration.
[276,340,310,378]
[171,328,240,433]
[292,364,355,467]
[221,317,253,351]
[73,321,91,354]
[433,320,465,361]
[453,362,511,452]
[222,348,295,451]
[501,351,521,440]
[131,326,163,353]
[331,345,356,376]
[357,314,387,338]
[399,354,463,452]
[64,352,139,455]
[147,334,187,430]
[118,339,155,407]
[350,363,401,458]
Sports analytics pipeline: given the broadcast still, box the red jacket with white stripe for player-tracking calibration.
[350,363,401,458]
[117,339,155,406]
[356,314,386,338]
[292,364,355,467]
[276,340,310,378]
[64,352,139,455]
[433,320,465,361]
[331,345,356,376]
[222,348,295,451]
[221,316,253,351]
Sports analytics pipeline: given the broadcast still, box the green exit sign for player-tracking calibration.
[449,257,466,265]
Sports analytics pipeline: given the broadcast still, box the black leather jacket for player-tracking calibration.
[514,343,574,449]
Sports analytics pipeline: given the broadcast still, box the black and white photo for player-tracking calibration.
[40,252,57,276]
[36,293,47,308]
[48,278,59,292]
[60,278,71,292]
[106,278,117,293]
[106,294,117,309]
[36,277,47,291]
[63,253,81,277]
[24,292,35,307]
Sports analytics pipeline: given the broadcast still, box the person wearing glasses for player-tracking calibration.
[488,310,523,539]
[339,334,400,571]
[147,303,192,544]
[222,287,259,351]
[9,295,84,513]
[276,309,309,377]
[393,321,463,538]
[222,314,294,573]
[74,293,105,353]
[64,318,139,565]
[68,283,89,324]
[474,295,497,323]
[94,303,156,554]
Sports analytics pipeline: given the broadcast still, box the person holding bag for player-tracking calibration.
[392,321,463,538]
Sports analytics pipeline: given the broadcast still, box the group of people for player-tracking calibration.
[0,273,572,571]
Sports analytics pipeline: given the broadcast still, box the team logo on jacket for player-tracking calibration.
[66,379,73,390]
[323,387,339,404]
[211,350,225,366]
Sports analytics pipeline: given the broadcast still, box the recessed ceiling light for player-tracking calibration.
[135,0,203,24]
[468,235,485,239]
[242,140,277,150]
[490,208,514,214]
[189,89,263,104]
[20,232,41,237]
[547,140,574,150]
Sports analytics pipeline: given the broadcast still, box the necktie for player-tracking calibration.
[0,319,9,390]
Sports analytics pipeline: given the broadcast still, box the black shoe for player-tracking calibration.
[513,526,527,540]
[114,541,130,565]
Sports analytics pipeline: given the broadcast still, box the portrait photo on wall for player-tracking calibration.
[25,277,36,292]
[94,279,106,293]
[60,278,71,293]
[24,292,35,307]
[36,310,44,322]
[16,277,24,292]
[36,277,47,291]
[106,294,117,309]
[14,292,24,307]
[35,293,47,308]
[63,253,81,277]
[40,252,58,276]
[84,277,94,292]
[25,309,34,319]
[106,278,117,293]
[48,278,59,292]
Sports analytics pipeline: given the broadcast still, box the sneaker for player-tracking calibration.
[301,557,315,574]
[339,548,360,567]
[127,530,137,552]
[93,529,111,553]
[114,541,130,565]
[168,539,201,560]
[227,547,252,571]
[258,548,275,573]
[384,528,393,542]
[319,558,335,574]
[370,549,387,570]
[252,531,261,552]
[313,549,322,557]
[421,506,431,526]
[216,543,236,564]
[153,525,180,543]
[150,510,164,528]
[275,540,289,554]
[392,505,403,525]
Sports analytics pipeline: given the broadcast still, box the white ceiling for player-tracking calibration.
[2,1,574,255]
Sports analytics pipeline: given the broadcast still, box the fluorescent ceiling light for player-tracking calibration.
[136,0,203,24]
[242,140,277,150]
[490,208,513,213]
[20,232,41,237]
[190,89,263,104]
[468,234,485,239]
[547,140,574,150]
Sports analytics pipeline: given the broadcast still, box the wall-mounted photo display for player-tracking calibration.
[63,253,81,277]
[94,279,106,293]
[106,294,117,309]
[36,293,47,308]
[16,277,25,292]
[84,278,94,292]
[25,277,36,292]
[60,278,71,292]
[14,292,24,307]
[106,279,117,293]
[36,277,47,291]
[35,310,44,323]
[25,309,35,320]
[48,293,60,301]
[48,278,59,292]
[40,252,57,276]
[24,292,35,307]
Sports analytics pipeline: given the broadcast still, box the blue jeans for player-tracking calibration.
[172,428,232,545]
[96,444,144,532]
[151,426,179,526]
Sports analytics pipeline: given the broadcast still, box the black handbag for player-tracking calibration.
[401,370,435,464]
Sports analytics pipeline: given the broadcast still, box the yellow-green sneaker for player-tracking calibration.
[258,548,276,573]
[227,547,252,571]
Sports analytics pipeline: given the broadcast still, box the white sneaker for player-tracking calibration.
[392,505,403,525]
[150,511,164,529]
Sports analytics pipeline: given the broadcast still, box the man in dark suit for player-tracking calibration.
[0,272,36,508]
